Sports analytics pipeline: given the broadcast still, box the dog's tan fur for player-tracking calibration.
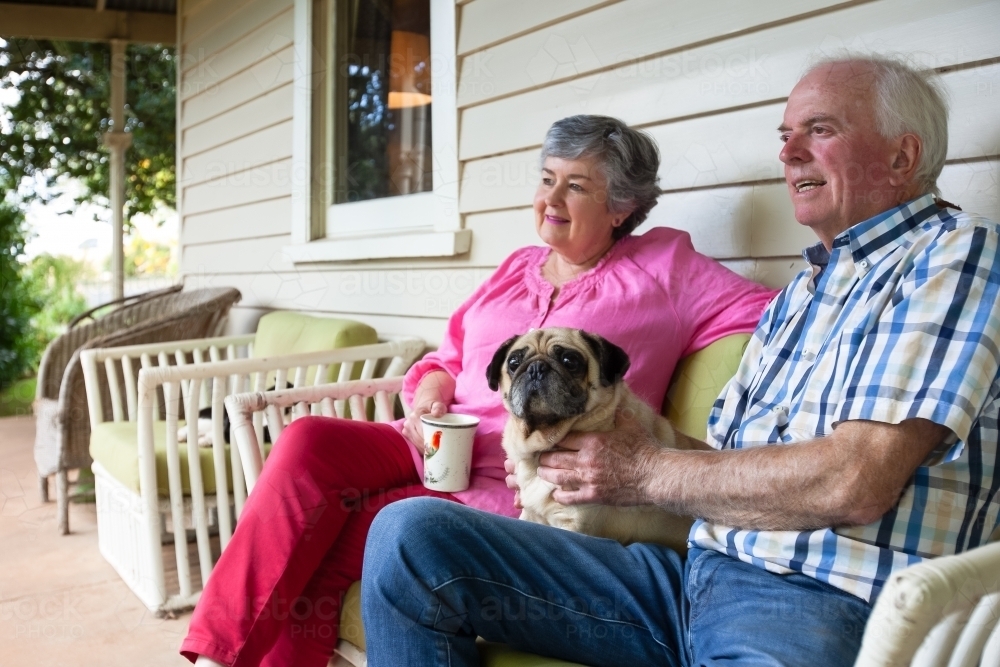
[489,328,692,552]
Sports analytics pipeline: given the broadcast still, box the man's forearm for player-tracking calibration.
[648,419,946,531]
[647,440,860,530]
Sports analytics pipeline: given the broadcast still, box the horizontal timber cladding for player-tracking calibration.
[456,0,852,108]
[458,0,999,161]
[181,83,292,156]
[459,63,1000,214]
[180,8,293,94]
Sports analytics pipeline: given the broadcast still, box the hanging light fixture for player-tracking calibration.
[388,30,431,109]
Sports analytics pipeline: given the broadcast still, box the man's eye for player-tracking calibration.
[780,134,789,143]
[507,357,520,372]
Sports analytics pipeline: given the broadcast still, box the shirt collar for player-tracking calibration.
[801,194,939,272]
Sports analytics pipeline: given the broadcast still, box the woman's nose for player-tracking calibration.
[545,183,566,206]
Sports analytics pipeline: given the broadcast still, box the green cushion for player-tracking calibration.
[251,312,378,384]
[90,420,269,496]
[662,334,751,440]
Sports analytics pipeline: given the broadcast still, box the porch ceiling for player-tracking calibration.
[0,0,176,44]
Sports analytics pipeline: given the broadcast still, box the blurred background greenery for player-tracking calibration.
[0,39,176,409]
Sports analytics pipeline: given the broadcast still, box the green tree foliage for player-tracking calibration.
[0,39,176,386]
[23,253,92,347]
[0,38,176,221]
[0,201,40,385]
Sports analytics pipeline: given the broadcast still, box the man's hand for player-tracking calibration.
[536,409,664,506]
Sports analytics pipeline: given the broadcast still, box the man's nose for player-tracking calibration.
[779,134,808,164]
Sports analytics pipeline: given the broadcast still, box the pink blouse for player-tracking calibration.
[393,227,778,516]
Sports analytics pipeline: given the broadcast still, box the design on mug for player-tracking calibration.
[426,430,442,458]
[424,467,450,486]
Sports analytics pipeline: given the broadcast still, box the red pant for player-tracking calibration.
[180,416,455,667]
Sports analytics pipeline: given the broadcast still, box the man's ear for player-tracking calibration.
[580,332,631,387]
[486,335,519,392]
[888,133,922,188]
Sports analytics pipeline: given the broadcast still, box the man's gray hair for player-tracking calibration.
[540,115,661,239]
[808,54,949,196]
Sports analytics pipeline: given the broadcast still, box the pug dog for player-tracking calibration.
[487,327,692,552]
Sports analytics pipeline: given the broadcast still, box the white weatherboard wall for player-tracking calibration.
[178,0,1000,345]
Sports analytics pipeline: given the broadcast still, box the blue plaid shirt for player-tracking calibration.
[692,194,1000,602]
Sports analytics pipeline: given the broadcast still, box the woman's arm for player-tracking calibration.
[401,370,456,454]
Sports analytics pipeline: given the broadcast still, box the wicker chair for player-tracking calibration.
[34,286,242,534]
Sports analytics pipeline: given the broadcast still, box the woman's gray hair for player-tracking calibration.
[540,115,661,239]
[808,54,949,197]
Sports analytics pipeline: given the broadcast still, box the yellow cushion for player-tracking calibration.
[337,584,583,665]
[89,420,269,496]
[663,334,751,440]
[251,312,378,384]
[479,642,586,666]
[340,582,366,651]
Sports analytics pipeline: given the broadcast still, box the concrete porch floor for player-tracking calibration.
[1,415,191,666]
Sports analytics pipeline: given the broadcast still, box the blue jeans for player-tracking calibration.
[362,498,871,666]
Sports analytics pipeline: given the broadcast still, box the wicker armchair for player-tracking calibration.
[34,286,242,534]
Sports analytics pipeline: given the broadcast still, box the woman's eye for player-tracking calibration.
[569,183,583,192]
[507,357,520,372]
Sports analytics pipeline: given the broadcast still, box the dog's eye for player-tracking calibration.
[560,352,583,372]
[507,356,520,373]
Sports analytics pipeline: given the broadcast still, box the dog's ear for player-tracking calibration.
[486,335,520,391]
[581,332,631,387]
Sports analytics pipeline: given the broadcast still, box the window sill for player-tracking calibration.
[285,229,472,263]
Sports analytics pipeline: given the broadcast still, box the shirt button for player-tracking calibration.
[772,405,787,414]
[859,259,869,268]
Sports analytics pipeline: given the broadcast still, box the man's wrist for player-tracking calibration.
[641,446,680,507]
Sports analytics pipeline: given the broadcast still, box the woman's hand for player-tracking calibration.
[402,401,448,455]
[402,370,456,454]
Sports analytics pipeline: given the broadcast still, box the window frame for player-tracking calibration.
[287,0,468,263]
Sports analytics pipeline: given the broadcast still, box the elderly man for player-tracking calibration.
[361,55,1000,667]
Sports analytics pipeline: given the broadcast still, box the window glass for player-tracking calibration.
[337,0,433,203]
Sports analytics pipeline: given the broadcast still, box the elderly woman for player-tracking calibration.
[182,115,776,667]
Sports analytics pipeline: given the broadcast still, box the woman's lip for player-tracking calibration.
[545,215,570,225]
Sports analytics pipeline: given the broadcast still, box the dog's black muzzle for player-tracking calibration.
[508,359,587,432]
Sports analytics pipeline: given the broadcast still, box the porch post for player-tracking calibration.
[103,39,131,302]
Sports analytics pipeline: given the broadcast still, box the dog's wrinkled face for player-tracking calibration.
[486,328,631,433]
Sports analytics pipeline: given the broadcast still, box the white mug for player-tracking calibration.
[421,413,479,492]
